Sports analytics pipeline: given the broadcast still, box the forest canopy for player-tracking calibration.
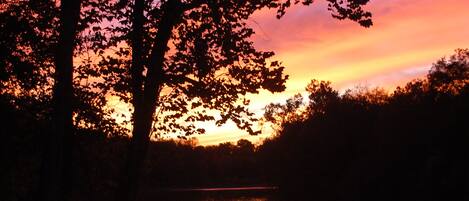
[2,46,469,200]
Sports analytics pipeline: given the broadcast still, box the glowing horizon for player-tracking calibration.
[193,0,469,145]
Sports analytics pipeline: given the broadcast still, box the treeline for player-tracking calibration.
[0,114,264,201]
[2,49,469,201]
[259,49,469,201]
[0,1,373,200]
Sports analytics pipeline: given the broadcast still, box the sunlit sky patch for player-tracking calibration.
[192,0,469,145]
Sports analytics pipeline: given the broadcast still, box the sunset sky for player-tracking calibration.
[190,0,469,145]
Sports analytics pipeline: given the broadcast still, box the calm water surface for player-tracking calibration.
[144,186,284,201]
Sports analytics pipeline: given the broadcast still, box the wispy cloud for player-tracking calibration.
[196,0,469,145]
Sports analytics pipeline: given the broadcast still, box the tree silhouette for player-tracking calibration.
[0,1,57,113]
[1,1,126,200]
[0,1,128,134]
[1,0,373,200]
[90,1,373,200]
[0,1,80,200]
[260,49,469,201]
[38,1,82,201]
[428,48,469,93]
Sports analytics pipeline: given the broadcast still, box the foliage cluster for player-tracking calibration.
[259,49,469,201]
[2,49,468,201]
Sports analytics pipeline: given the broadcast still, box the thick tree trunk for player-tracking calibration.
[117,1,182,201]
[39,1,81,201]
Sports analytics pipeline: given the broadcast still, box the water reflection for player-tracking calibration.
[144,187,282,201]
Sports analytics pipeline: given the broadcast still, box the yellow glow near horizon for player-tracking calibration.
[104,0,469,146]
[193,0,469,146]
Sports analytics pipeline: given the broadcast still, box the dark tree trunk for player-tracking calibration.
[117,1,182,201]
[115,0,146,200]
[39,1,81,201]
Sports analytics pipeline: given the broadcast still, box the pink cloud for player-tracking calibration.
[196,0,469,145]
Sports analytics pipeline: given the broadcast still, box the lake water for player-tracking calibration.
[143,186,283,201]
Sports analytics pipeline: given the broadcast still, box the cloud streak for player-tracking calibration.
[195,0,469,145]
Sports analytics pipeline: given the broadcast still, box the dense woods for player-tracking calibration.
[2,49,468,200]
[3,0,469,201]
[1,0,374,200]
[260,49,469,201]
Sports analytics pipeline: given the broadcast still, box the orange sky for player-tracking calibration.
[192,0,469,145]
